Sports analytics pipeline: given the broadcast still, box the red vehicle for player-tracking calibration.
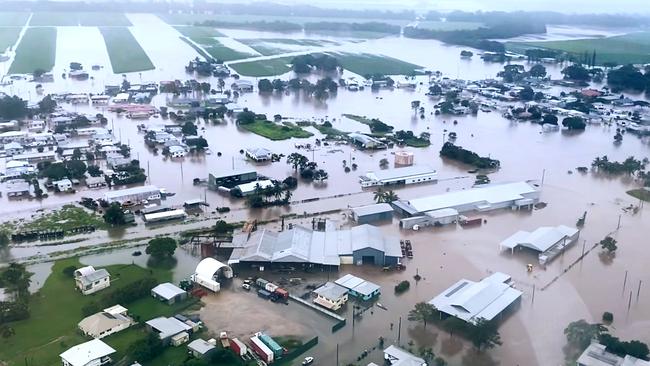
[274,288,289,300]
[230,338,247,357]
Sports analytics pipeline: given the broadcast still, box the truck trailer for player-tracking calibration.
[230,338,248,357]
[250,335,274,363]
[257,289,271,299]
[258,332,283,358]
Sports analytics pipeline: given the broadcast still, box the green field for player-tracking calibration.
[8,27,57,74]
[0,12,30,26]
[237,38,338,56]
[205,42,254,62]
[29,12,131,26]
[174,25,224,39]
[240,120,314,140]
[627,188,650,202]
[230,57,293,76]
[179,36,213,60]
[100,27,154,73]
[415,20,483,31]
[334,52,423,75]
[0,258,191,366]
[0,27,21,53]
[507,32,650,65]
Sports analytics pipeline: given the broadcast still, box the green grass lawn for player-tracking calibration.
[159,13,410,26]
[100,27,155,73]
[240,120,313,140]
[334,52,423,75]
[627,188,650,202]
[0,12,30,26]
[416,20,483,31]
[205,43,254,62]
[176,29,253,62]
[236,38,338,56]
[12,204,107,232]
[29,12,131,26]
[0,27,22,53]
[403,137,431,148]
[8,27,56,74]
[0,258,179,366]
[507,32,650,65]
[230,57,292,76]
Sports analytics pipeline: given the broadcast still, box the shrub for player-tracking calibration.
[62,265,77,277]
[602,311,614,323]
[395,280,410,294]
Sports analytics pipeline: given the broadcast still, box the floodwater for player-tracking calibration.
[0,16,649,366]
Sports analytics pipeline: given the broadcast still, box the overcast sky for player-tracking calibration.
[265,0,650,14]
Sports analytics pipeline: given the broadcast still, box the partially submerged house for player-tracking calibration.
[245,147,273,162]
[428,272,522,324]
[74,266,111,295]
[335,274,381,301]
[382,345,427,366]
[313,281,349,310]
[577,342,650,366]
[359,165,437,188]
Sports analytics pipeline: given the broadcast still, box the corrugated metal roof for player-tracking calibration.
[367,165,436,182]
[500,225,579,252]
[351,203,394,217]
[151,282,186,300]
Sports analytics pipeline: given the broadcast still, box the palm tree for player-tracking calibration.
[287,153,308,172]
[373,188,385,203]
[384,190,399,203]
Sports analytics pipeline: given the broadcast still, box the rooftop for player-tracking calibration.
[351,203,394,217]
[365,165,436,182]
[146,316,192,339]
[401,181,539,214]
[104,185,160,200]
[577,342,650,366]
[188,339,216,355]
[59,339,115,366]
[335,274,380,296]
[428,272,522,324]
[384,345,427,366]
[500,225,579,253]
[78,268,110,286]
[313,281,349,300]
[151,282,186,300]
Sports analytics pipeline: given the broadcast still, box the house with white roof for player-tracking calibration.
[168,145,186,158]
[5,179,30,197]
[60,338,115,366]
[428,272,522,324]
[499,225,580,265]
[78,305,133,339]
[383,345,427,366]
[3,141,24,156]
[313,282,349,310]
[335,274,381,301]
[245,147,273,162]
[54,178,73,192]
[74,266,110,295]
[151,282,187,305]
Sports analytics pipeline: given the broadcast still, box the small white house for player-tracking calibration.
[168,145,186,158]
[60,338,115,366]
[245,147,273,162]
[74,266,111,295]
[28,120,46,133]
[4,142,24,156]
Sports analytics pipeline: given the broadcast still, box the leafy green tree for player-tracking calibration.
[379,158,389,169]
[87,165,103,177]
[182,121,198,136]
[103,203,126,226]
[236,109,256,124]
[0,263,32,299]
[469,318,502,350]
[384,190,399,203]
[146,237,177,259]
[214,220,234,235]
[562,64,590,81]
[529,64,547,78]
[0,96,27,120]
[38,95,57,114]
[600,236,618,253]
[602,311,614,323]
[407,302,436,329]
[258,78,273,92]
[564,319,605,350]
[287,153,309,171]
[562,117,586,130]
[127,333,163,363]
[542,114,558,125]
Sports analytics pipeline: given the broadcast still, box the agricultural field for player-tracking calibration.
[229,57,293,77]
[0,12,30,26]
[174,25,224,39]
[507,32,650,65]
[237,38,338,56]
[176,27,253,62]
[334,52,423,76]
[0,258,197,366]
[0,27,22,54]
[204,42,254,62]
[240,120,314,140]
[8,27,57,74]
[415,20,483,31]
[159,13,411,26]
[100,27,155,73]
[29,12,132,26]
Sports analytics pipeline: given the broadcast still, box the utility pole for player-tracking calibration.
[336,344,339,366]
[397,316,402,345]
[622,270,628,296]
[147,161,150,184]
[637,280,643,302]
[532,284,536,304]
[617,214,622,230]
[541,168,546,186]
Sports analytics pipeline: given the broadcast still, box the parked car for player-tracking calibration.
[302,357,314,365]
[242,283,251,291]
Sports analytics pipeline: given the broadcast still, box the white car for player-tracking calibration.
[302,357,314,365]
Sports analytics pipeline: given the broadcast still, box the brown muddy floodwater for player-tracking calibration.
[1,15,650,366]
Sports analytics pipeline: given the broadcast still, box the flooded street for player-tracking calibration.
[0,17,649,366]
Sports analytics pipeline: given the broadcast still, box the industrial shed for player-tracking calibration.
[151,283,187,305]
[351,203,394,224]
[499,225,580,265]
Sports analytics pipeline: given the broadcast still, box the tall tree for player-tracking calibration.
[145,237,177,259]
[408,302,436,329]
[469,318,502,350]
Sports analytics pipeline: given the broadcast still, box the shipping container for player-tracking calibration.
[250,335,274,363]
[259,333,283,358]
[265,283,279,293]
[257,289,271,299]
[230,338,247,357]
[256,278,269,288]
